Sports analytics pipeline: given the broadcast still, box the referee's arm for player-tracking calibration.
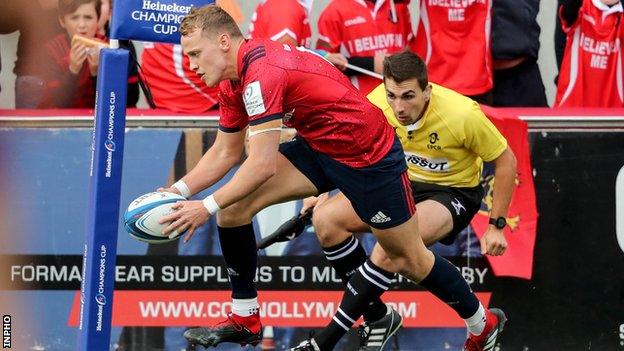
[483,147,517,256]
[490,147,517,223]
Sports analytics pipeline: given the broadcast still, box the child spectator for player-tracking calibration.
[556,0,623,107]
[39,0,138,108]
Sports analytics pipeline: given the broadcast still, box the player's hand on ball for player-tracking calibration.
[159,200,210,243]
[480,228,508,256]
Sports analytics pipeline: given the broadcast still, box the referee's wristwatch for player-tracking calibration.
[488,217,507,229]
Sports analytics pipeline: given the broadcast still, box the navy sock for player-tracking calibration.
[218,223,258,299]
[314,259,395,350]
[323,236,388,322]
[419,252,479,318]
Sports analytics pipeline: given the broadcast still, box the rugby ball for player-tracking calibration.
[123,192,186,243]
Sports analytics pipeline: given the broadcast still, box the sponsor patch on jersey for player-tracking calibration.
[344,16,366,27]
[243,81,266,116]
[405,152,451,173]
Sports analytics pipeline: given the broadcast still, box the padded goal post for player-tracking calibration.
[78,1,213,350]
[78,48,129,351]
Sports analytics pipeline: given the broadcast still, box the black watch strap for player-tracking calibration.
[489,217,506,229]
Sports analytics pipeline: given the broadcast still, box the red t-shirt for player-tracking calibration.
[411,0,493,96]
[39,33,98,108]
[248,0,312,47]
[141,43,219,113]
[218,39,396,168]
[556,0,624,107]
[316,0,413,95]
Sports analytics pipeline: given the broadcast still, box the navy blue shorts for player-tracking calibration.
[279,136,416,229]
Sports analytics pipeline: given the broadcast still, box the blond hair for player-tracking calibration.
[180,5,242,38]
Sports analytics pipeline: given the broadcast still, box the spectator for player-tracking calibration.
[556,0,623,107]
[316,0,412,94]
[411,0,493,104]
[140,43,220,113]
[491,0,548,107]
[39,0,102,108]
[0,0,63,108]
[38,0,138,108]
[249,0,313,47]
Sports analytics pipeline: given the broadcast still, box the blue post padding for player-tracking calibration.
[110,0,214,43]
[78,49,129,351]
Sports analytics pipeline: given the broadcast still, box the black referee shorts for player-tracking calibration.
[411,181,484,245]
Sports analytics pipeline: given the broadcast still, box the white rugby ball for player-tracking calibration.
[123,192,186,243]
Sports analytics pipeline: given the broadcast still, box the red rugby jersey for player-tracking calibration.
[411,0,493,96]
[556,0,624,107]
[141,43,219,113]
[316,0,413,94]
[218,39,396,168]
[248,0,312,47]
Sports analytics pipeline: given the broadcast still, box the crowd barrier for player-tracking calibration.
[0,108,623,350]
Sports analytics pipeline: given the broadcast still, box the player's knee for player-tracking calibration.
[388,257,412,277]
[386,252,432,281]
[370,250,396,273]
[375,257,397,274]
[217,202,253,227]
[312,206,341,246]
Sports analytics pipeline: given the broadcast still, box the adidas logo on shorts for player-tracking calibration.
[370,211,391,224]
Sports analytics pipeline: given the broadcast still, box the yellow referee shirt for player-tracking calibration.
[367,83,507,188]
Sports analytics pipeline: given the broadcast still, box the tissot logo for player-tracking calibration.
[615,165,624,255]
[405,153,449,172]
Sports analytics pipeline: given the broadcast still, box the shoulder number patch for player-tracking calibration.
[243,81,266,116]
